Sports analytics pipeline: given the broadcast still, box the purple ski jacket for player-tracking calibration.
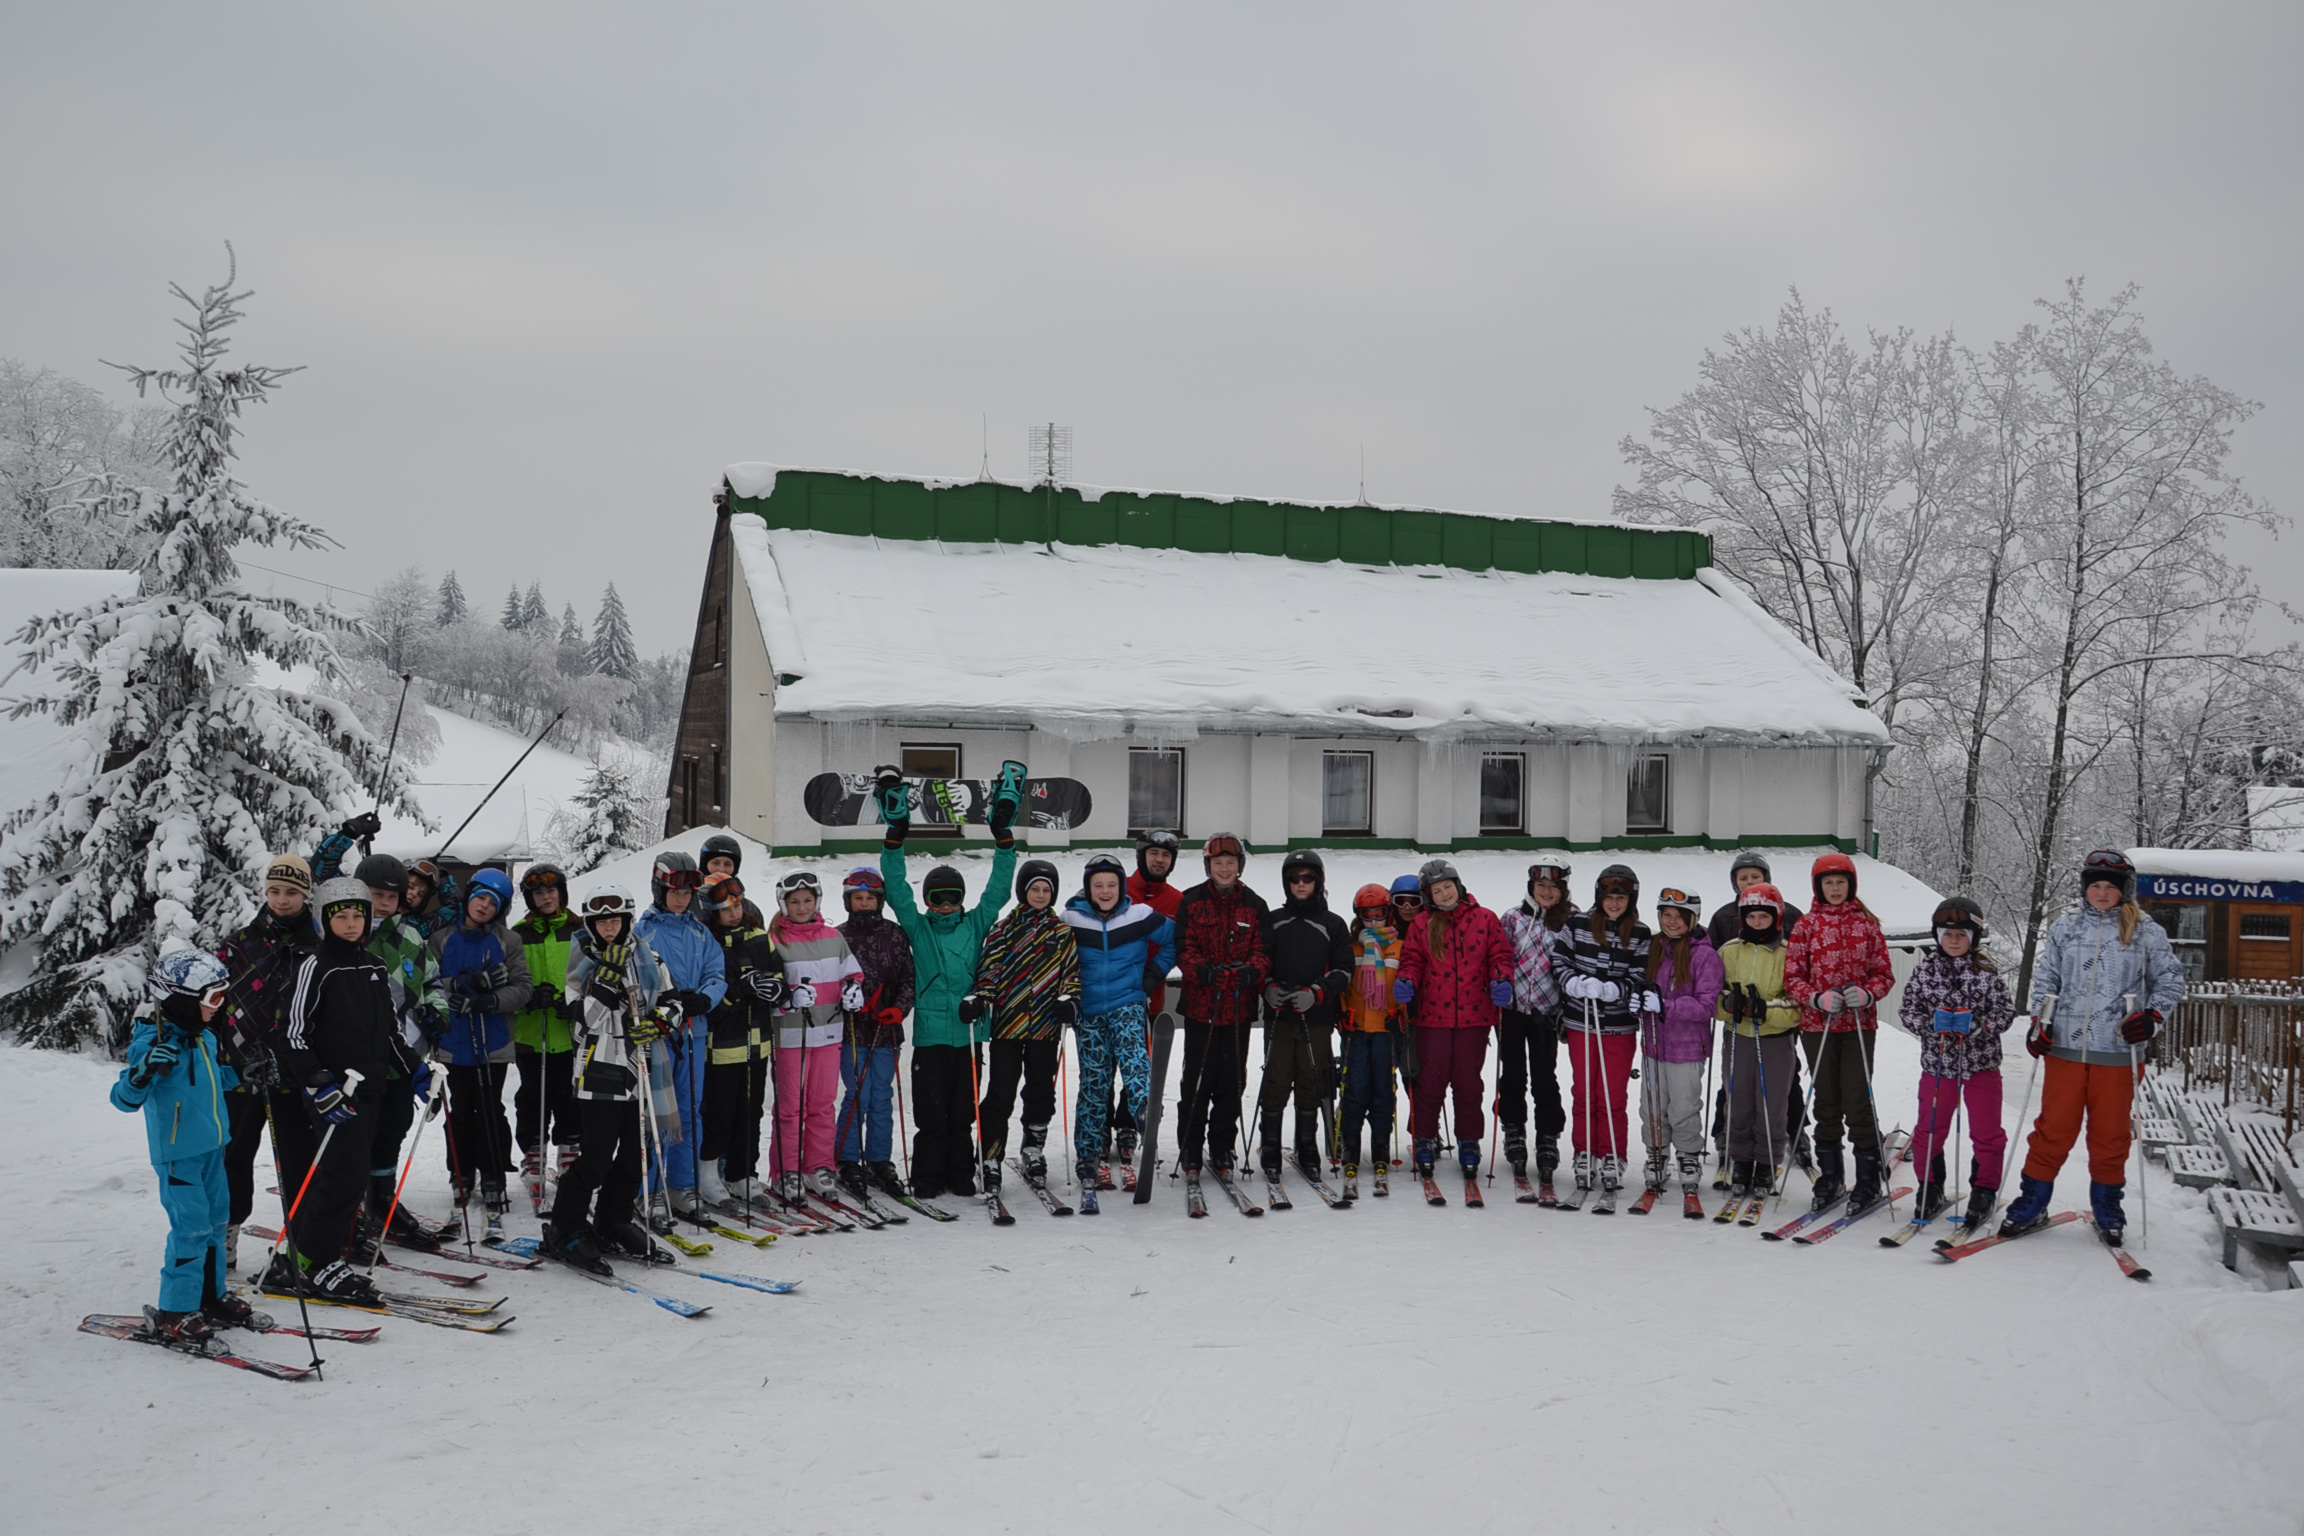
[1641,930,1725,1064]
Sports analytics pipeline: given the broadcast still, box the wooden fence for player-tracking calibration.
[2167,981,2304,1140]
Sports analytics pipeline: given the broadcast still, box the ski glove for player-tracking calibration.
[1639,989,1663,1016]
[238,1048,282,1094]
[592,941,632,985]
[135,1035,183,1086]
[1052,997,1080,1027]
[1262,982,1288,1011]
[788,980,818,1011]
[671,989,713,1021]
[2025,1018,2054,1057]
[1489,980,1515,1008]
[304,1072,356,1125]
[1840,987,1873,1011]
[629,1011,672,1048]
[2119,1008,2162,1045]
[1594,980,1622,1004]
[744,970,787,1006]
[1817,988,1846,1015]
[873,1005,906,1029]
[482,963,512,992]
[1393,978,1416,1004]
[1285,987,1320,1013]
[840,980,866,1013]
[957,994,988,1025]
[339,810,383,842]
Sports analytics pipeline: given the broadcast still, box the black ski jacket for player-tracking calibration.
[1262,895,1352,1030]
[283,935,398,1091]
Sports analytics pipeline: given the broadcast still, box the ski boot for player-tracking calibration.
[808,1167,841,1200]
[258,1248,307,1296]
[308,1260,383,1306]
[1997,1174,2056,1238]
[1809,1147,1846,1212]
[667,1185,704,1220]
[557,1144,581,1178]
[201,1288,261,1331]
[867,1161,907,1198]
[1342,1162,1359,1199]
[2090,1180,2128,1246]
[698,1156,731,1206]
[980,1157,1003,1192]
[602,1220,673,1266]
[1728,1160,1755,1200]
[1964,1183,2000,1228]
[1599,1154,1624,1192]
[143,1306,217,1345]
[1676,1152,1703,1194]
[837,1162,870,1198]
[544,1220,613,1276]
[1849,1149,1884,1210]
[775,1172,808,1205]
[1915,1153,1949,1219]
[481,1181,510,1239]
[1298,1141,1324,1181]
[1572,1150,1595,1193]
[521,1149,545,1204]
[1643,1152,1670,1194]
[1114,1126,1139,1169]
[1458,1140,1481,1180]
[1372,1160,1389,1197]
[1260,1142,1286,1182]
[1505,1129,1529,1178]
[1021,1129,1050,1184]
[1536,1133,1560,1182]
[1412,1138,1439,1178]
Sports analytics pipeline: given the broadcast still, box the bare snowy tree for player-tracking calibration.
[0,358,167,569]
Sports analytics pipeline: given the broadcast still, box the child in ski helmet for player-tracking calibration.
[972,859,1084,1192]
[1782,852,1895,1212]
[1062,852,1175,1199]
[426,866,534,1225]
[1714,883,1801,1199]
[2001,851,2184,1244]
[1337,884,1406,1198]
[214,852,314,1267]
[837,867,916,1202]
[765,871,866,1204]
[1394,858,1513,1186]
[1551,865,1651,1197]
[634,851,728,1219]
[111,950,249,1343]
[1895,896,2015,1231]
[1639,888,1724,1199]
[511,861,581,1207]
[1496,861,1574,1185]
[551,883,674,1273]
[699,874,782,1206]
[1171,834,1269,1189]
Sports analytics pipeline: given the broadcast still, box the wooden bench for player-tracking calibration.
[2167,1144,2232,1188]
[2206,1187,2304,1270]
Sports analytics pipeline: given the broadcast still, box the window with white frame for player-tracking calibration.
[1129,748,1185,837]
[1323,751,1375,837]
[1480,752,1525,836]
[1626,753,1670,834]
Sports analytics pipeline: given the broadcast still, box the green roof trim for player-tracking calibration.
[727,469,1710,579]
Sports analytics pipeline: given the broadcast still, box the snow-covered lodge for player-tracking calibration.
[665,466,1892,858]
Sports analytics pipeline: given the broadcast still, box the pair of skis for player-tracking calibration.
[1933,1212,2152,1279]
[80,1307,383,1381]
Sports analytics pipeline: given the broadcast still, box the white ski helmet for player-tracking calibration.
[580,883,638,936]
[149,948,229,1002]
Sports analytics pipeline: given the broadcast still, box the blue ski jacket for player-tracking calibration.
[1061,894,1174,1017]
[111,1007,240,1164]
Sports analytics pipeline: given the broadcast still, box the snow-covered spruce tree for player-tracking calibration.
[550,754,653,877]
[499,584,524,631]
[436,569,467,625]
[0,256,412,1048]
[521,581,550,632]
[588,582,638,680]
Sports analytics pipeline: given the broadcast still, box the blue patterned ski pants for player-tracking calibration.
[1074,1002,1151,1170]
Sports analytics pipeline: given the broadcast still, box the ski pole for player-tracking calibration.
[2127,992,2148,1247]
[466,1008,511,1237]
[1720,1009,1741,1192]
[1850,1015,1894,1215]
[437,1067,478,1261]
[363,672,415,850]
[367,1068,448,1281]
[1782,1026,1830,1202]
[1751,1018,1778,1208]
[428,708,567,863]
[1594,996,1622,1191]
[258,1090,323,1377]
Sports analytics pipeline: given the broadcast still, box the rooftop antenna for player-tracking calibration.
[1027,422,1070,552]
[1028,421,1071,488]
[1357,443,1369,506]
[978,412,990,481]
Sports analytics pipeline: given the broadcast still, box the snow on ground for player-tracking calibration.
[8,1023,2304,1530]
[371,706,607,865]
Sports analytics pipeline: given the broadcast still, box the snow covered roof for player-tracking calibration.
[2129,847,2304,885]
[729,521,1885,745]
[0,568,138,822]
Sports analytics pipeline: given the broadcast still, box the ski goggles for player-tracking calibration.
[200,985,229,1011]
[582,894,634,916]
[776,872,823,896]
[702,875,746,907]
[925,890,965,909]
[1656,888,1699,911]
[1596,878,1636,896]
[656,867,705,891]
[520,868,565,892]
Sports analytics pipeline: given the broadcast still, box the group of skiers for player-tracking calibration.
[111,772,2188,1333]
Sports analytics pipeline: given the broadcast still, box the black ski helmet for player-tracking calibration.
[922,865,967,905]
[353,853,407,896]
[1594,863,1639,905]
[699,833,743,876]
[651,850,700,908]
[519,860,568,910]
[1932,894,1988,946]
[1280,848,1326,899]
[2080,849,2135,899]
[1136,829,1180,877]
[1015,858,1061,902]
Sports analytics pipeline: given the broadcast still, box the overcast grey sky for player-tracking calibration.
[3,4,2300,654]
